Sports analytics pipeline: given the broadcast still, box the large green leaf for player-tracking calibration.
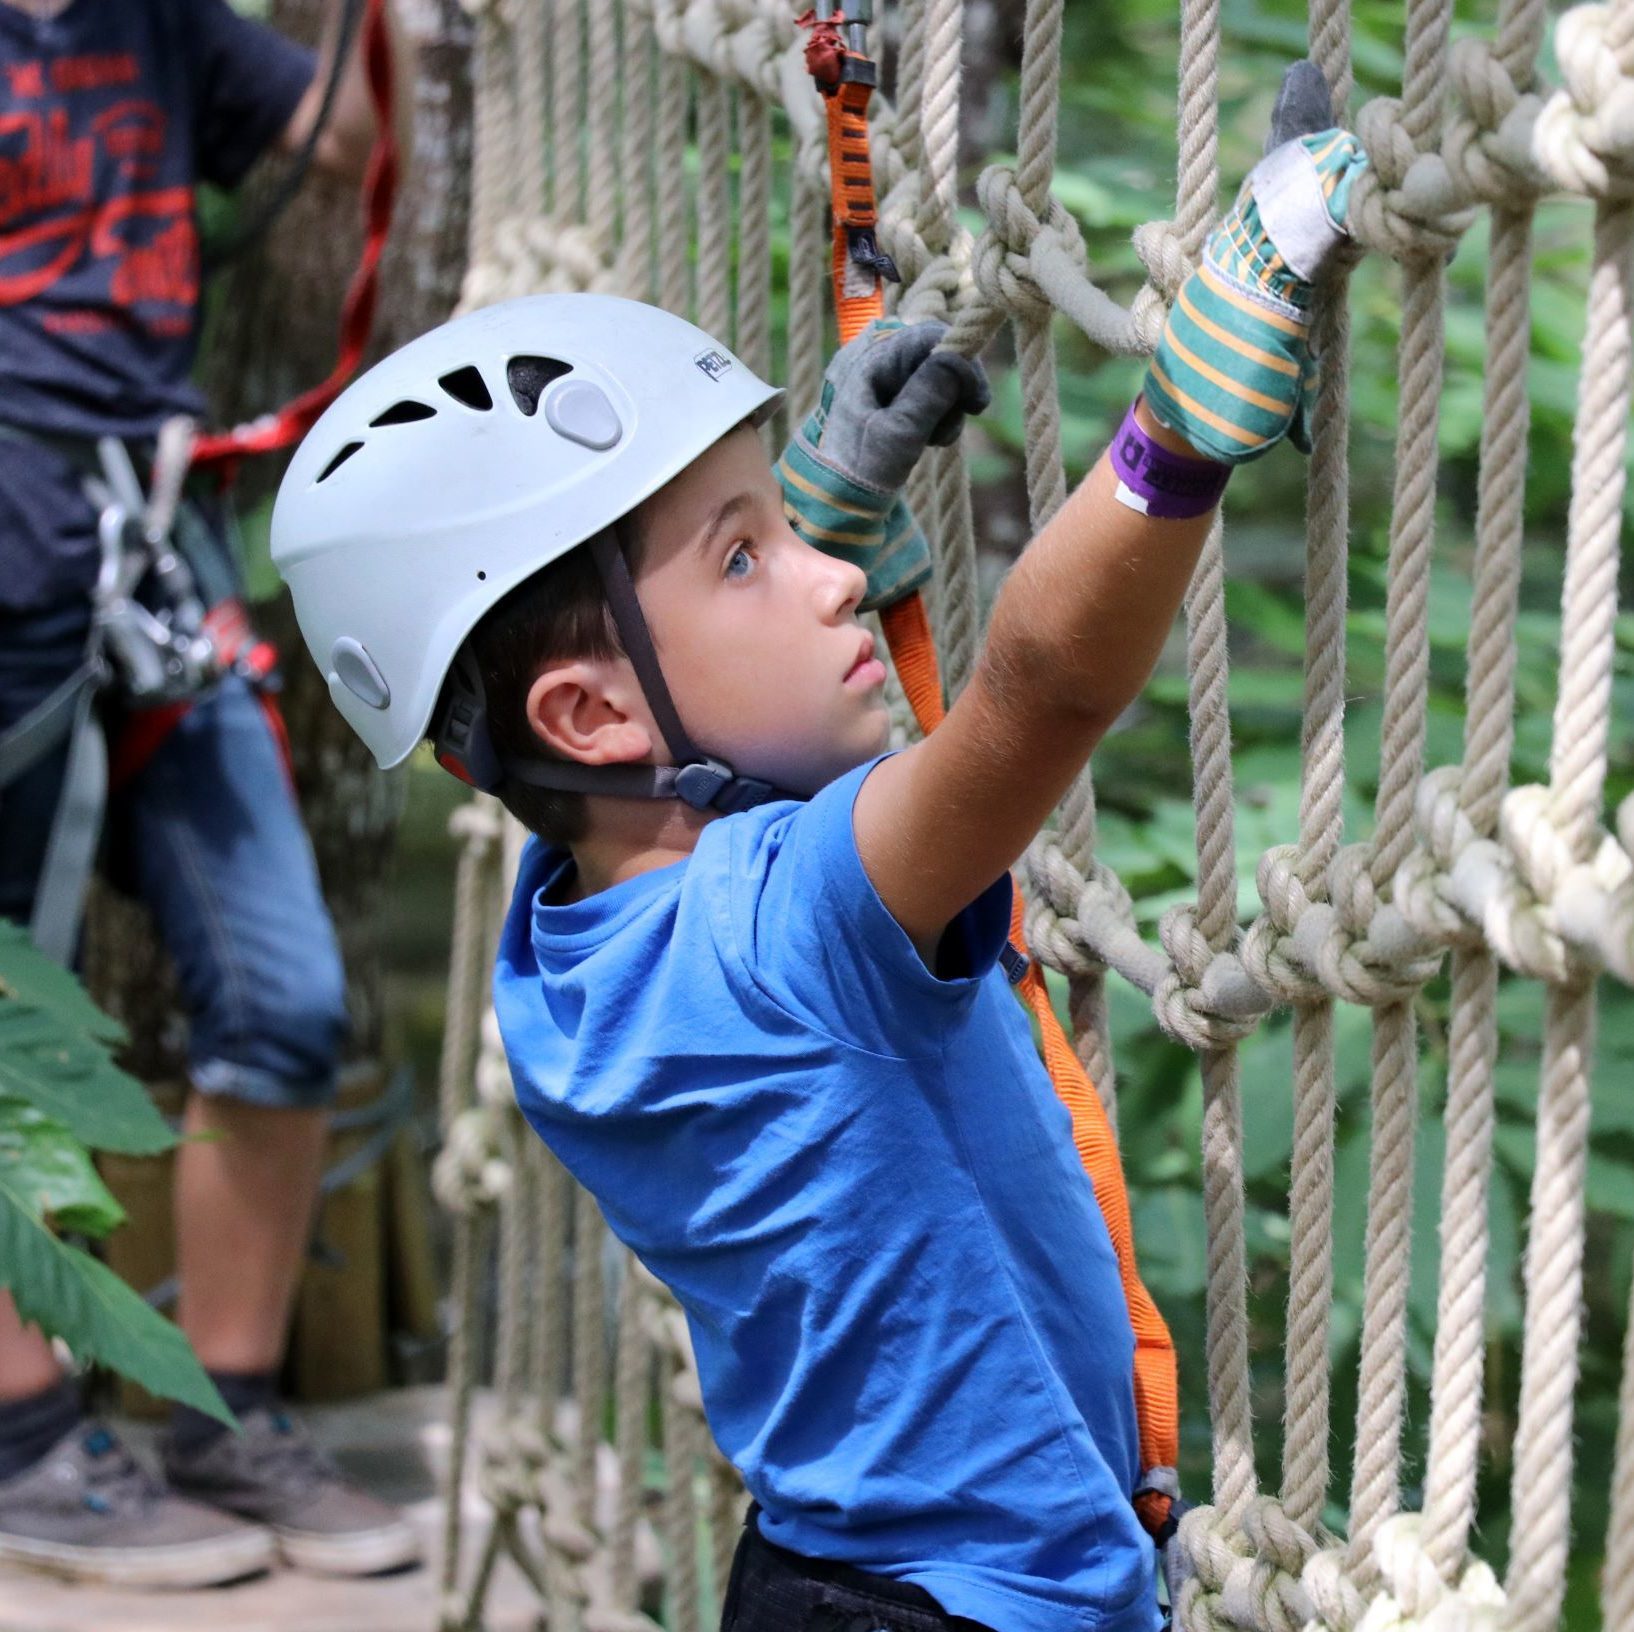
[0,1178,228,1423]
[0,921,123,1044]
[0,925,174,1156]
[0,1098,124,1238]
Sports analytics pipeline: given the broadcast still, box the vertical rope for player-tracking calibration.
[656,48,690,315]
[1604,1257,1634,1629]
[737,93,773,380]
[618,0,659,299]
[1506,7,1634,1617]
[695,73,733,338]
[1347,0,1457,1576]
[515,0,546,223]
[467,10,511,284]
[551,0,586,223]
[572,1186,607,1530]
[787,172,828,418]
[1418,0,1547,1576]
[609,1253,646,1613]
[661,1366,703,1632]
[1278,0,1352,1536]
[586,0,619,259]
[911,0,980,696]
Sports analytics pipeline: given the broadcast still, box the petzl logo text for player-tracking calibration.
[694,348,733,381]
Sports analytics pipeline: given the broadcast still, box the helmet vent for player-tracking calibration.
[506,356,572,417]
[438,366,493,412]
[370,399,437,427]
[316,441,364,483]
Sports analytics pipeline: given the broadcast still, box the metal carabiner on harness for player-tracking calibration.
[86,431,222,707]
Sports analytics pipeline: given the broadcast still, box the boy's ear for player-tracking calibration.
[524,660,655,766]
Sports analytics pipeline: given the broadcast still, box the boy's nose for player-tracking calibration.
[812,547,866,623]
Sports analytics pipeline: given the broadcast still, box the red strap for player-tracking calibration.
[192,0,399,471]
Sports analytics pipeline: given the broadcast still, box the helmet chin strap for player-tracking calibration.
[434,529,790,815]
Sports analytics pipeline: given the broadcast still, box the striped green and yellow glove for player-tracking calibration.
[1144,127,1368,466]
[777,318,989,611]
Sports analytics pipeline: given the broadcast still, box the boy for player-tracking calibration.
[272,67,1363,1631]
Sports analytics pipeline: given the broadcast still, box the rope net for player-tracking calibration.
[430,1,1634,1627]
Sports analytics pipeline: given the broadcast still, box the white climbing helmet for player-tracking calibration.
[271,293,782,792]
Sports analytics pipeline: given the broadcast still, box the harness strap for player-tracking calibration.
[27,679,107,967]
[800,3,1181,1539]
[0,662,100,788]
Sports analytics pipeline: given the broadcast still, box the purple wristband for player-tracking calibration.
[1109,399,1230,520]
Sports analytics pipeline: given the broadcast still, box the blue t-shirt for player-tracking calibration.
[495,760,1161,1632]
[0,0,314,611]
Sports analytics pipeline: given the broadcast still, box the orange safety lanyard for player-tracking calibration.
[797,5,1179,1538]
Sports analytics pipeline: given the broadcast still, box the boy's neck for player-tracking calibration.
[563,795,714,900]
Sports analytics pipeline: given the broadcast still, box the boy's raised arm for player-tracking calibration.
[829,67,1367,958]
[853,401,1223,956]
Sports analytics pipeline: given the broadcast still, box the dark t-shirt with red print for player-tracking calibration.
[0,0,312,612]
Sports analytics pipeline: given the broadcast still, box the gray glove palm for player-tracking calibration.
[777,319,990,610]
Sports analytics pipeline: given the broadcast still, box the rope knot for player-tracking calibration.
[1242,845,1329,1004]
[1154,906,1273,1050]
[432,1101,513,1214]
[476,1418,550,1514]
[971,164,1088,326]
[1023,841,1136,984]
[1128,219,1194,355]
[1350,98,1477,262]
[1275,843,1443,1005]
[1444,38,1550,205]
[1393,767,1487,948]
[1534,3,1634,198]
[1367,1512,1507,1628]
[1173,1502,1311,1632]
[1131,218,1193,305]
[1300,1542,1368,1631]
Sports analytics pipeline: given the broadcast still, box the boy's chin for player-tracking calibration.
[778,735,892,800]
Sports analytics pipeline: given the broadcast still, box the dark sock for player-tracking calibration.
[0,1380,83,1482]
[170,1368,279,1455]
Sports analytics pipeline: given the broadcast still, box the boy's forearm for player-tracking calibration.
[983,399,1219,737]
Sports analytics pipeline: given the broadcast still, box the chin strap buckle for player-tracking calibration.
[673,759,779,814]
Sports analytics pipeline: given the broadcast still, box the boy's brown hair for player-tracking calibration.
[464,519,644,844]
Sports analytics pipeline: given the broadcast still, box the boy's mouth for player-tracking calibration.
[844,632,887,689]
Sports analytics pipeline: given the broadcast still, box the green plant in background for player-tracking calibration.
[0,922,228,1422]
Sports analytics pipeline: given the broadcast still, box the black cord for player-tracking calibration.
[201,0,369,275]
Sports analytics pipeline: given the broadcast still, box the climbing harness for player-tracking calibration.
[0,0,398,964]
[799,0,1180,1545]
[0,421,284,964]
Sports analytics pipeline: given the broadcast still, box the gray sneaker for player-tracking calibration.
[163,1405,422,1577]
[0,1421,275,1588]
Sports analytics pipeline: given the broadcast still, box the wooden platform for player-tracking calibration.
[0,1387,540,1632]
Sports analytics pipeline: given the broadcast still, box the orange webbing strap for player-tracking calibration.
[1015,950,1179,1536]
[801,2,1180,1542]
[824,77,885,345]
[878,594,945,728]
[879,591,1179,1538]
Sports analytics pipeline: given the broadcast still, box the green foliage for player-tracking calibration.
[0,923,228,1423]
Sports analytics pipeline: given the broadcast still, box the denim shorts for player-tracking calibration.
[0,598,347,1111]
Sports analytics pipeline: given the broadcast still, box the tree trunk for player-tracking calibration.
[87,0,473,1076]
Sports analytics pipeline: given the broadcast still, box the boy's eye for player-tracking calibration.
[725,543,755,579]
